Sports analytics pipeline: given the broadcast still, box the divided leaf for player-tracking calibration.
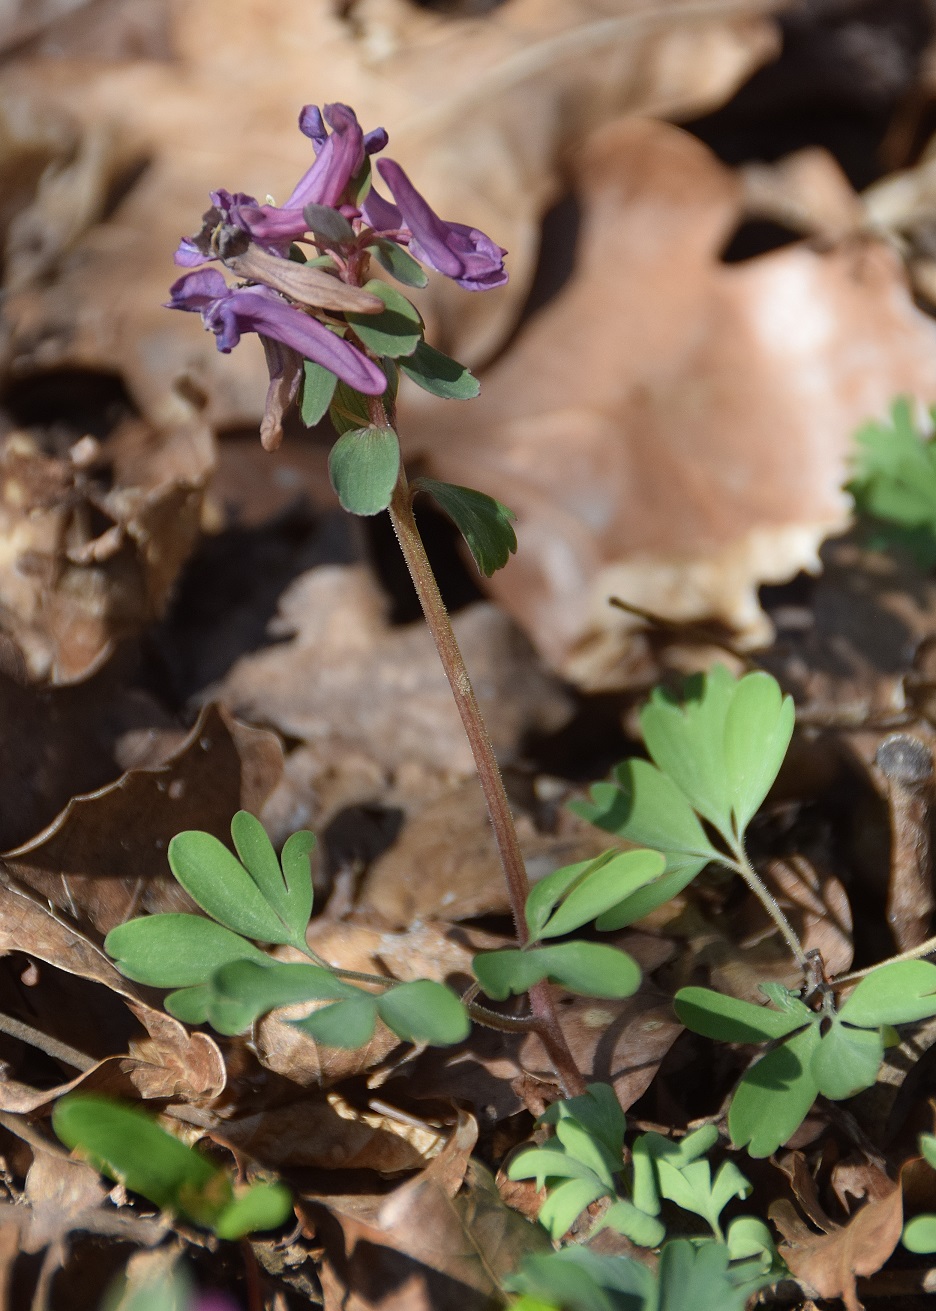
[328,425,401,515]
[728,1023,821,1158]
[527,849,666,941]
[104,914,267,988]
[674,987,810,1043]
[415,478,517,576]
[838,959,936,1026]
[374,979,470,1046]
[473,942,641,1001]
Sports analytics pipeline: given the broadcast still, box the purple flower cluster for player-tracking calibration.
[168,102,507,447]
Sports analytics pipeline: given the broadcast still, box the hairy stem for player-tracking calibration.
[731,846,808,970]
[377,412,585,1095]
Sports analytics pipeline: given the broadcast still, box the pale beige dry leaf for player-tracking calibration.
[0,415,213,683]
[0,0,779,430]
[404,117,936,683]
[219,564,571,779]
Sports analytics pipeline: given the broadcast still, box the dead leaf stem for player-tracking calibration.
[0,1012,94,1072]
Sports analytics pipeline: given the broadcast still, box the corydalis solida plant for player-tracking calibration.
[167,101,587,1094]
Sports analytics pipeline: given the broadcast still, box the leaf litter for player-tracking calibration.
[2,1,936,1309]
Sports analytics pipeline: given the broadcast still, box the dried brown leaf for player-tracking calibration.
[0,0,779,426]
[407,119,936,682]
[770,1167,903,1311]
[4,701,282,934]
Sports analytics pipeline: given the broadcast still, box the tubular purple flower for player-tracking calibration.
[284,103,366,211]
[166,268,386,395]
[368,159,508,291]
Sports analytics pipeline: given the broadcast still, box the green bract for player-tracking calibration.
[676,960,936,1157]
[53,1095,292,1239]
[415,478,517,576]
[328,424,401,515]
[346,279,423,358]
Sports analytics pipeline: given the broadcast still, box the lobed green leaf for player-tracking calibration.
[473,942,641,1001]
[328,425,400,516]
[674,987,810,1043]
[400,340,480,399]
[838,959,936,1027]
[375,979,470,1046]
[415,478,517,576]
[728,1023,821,1158]
[346,280,422,358]
[104,913,266,988]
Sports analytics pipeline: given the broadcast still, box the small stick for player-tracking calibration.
[875,734,935,952]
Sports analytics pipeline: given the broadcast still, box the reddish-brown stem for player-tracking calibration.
[378,428,585,1096]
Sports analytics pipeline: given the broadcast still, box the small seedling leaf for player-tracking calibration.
[674,986,810,1043]
[599,1199,667,1248]
[728,1023,821,1158]
[104,913,267,988]
[400,340,480,399]
[375,979,470,1045]
[415,478,517,576]
[300,359,338,427]
[346,279,422,357]
[726,1216,779,1273]
[838,959,936,1026]
[538,1178,608,1240]
[539,1083,627,1160]
[473,942,641,1001]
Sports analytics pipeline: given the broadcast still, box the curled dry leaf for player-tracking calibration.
[770,1163,904,1311]
[219,565,571,778]
[0,0,778,428]
[0,416,213,684]
[405,118,936,683]
[0,871,225,1108]
[4,701,282,935]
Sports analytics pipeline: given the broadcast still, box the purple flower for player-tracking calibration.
[167,268,385,448]
[363,160,507,291]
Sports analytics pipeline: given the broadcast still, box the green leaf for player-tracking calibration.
[369,240,429,288]
[554,1119,619,1190]
[903,1214,936,1254]
[725,1216,780,1274]
[921,1133,936,1170]
[415,478,517,577]
[674,986,811,1043]
[723,672,795,834]
[165,983,211,1025]
[400,340,480,399]
[576,759,721,864]
[640,666,737,835]
[473,942,641,1001]
[594,861,708,931]
[537,849,666,940]
[346,279,422,358]
[539,1178,608,1240]
[505,1246,653,1311]
[214,1181,294,1241]
[838,959,936,1026]
[656,1158,751,1238]
[526,855,611,942]
[329,380,373,434]
[205,958,362,1034]
[104,914,267,987]
[599,1199,666,1248]
[508,1146,600,1190]
[54,1095,226,1224]
[303,203,355,244]
[375,979,470,1045]
[328,425,400,516]
[300,359,338,427]
[230,812,313,944]
[848,398,936,568]
[728,1023,821,1158]
[167,830,296,944]
[539,1083,626,1160]
[293,995,378,1048]
[657,1238,767,1311]
[811,1019,884,1099]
